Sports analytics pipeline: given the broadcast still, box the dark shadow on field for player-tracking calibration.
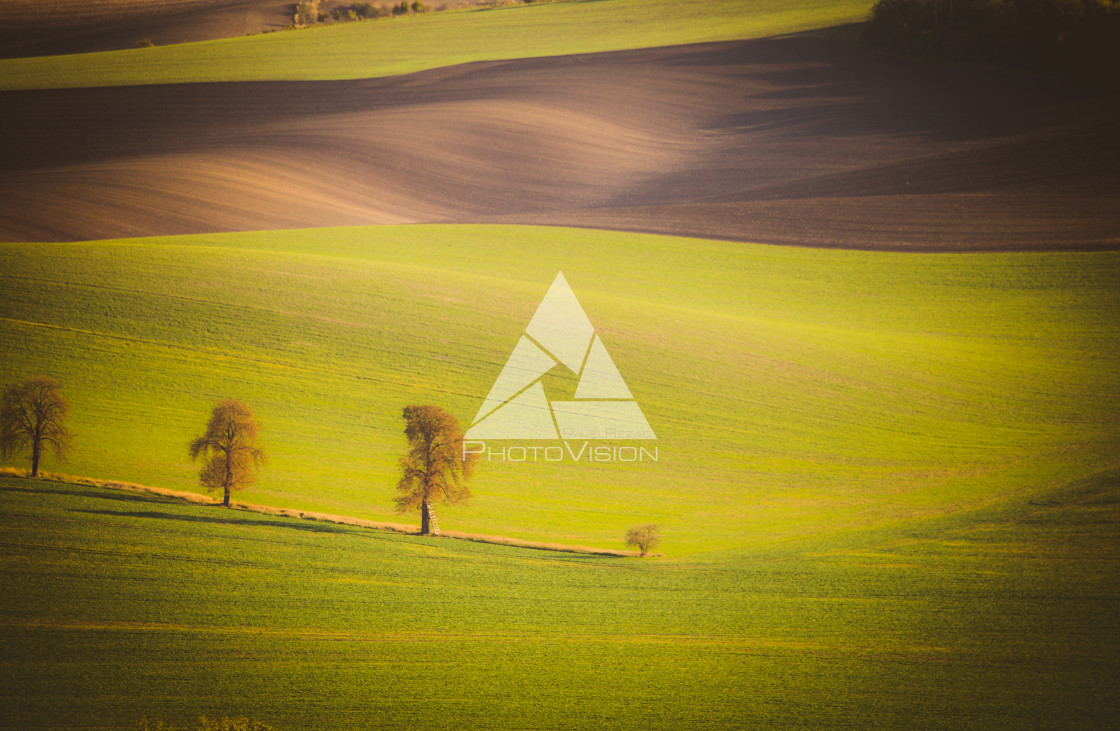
[658,35,1088,142]
[71,508,348,534]
[1,480,635,556]
[0,481,179,506]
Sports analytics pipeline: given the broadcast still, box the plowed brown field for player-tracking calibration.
[2,36,1118,248]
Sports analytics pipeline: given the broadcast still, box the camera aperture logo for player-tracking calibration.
[464,271,657,464]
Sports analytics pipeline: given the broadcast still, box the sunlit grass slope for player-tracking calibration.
[1,472,1118,729]
[0,0,873,90]
[1,225,1118,556]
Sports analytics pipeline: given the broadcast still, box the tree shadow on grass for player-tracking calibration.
[71,508,349,534]
[0,481,178,506]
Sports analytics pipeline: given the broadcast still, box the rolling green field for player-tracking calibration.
[4,0,1119,727]
[2,225,1118,557]
[1,468,1118,729]
[0,0,873,90]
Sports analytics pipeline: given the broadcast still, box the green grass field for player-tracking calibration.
[1,469,1118,729]
[4,1,1119,728]
[2,226,1118,557]
[0,0,873,90]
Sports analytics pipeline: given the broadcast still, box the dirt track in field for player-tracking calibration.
[2,35,1118,249]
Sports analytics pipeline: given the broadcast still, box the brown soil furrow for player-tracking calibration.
[2,37,1118,249]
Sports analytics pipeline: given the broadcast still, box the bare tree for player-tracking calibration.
[188,399,265,507]
[0,376,74,477]
[625,524,661,557]
[395,405,477,535]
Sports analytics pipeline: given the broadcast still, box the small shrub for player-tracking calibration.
[352,1,379,17]
[135,38,156,48]
[294,1,318,25]
[625,524,660,557]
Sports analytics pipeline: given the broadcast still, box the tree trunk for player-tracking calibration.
[223,450,233,507]
[420,499,440,536]
[30,438,41,477]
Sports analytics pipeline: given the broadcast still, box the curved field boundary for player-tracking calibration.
[0,0,872,90]
[0,468,644,557]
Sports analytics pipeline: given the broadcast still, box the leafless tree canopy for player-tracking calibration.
[625,524,661,557]
[395,404,477,535]
[0,375,73,477]
[188,399,265,507]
